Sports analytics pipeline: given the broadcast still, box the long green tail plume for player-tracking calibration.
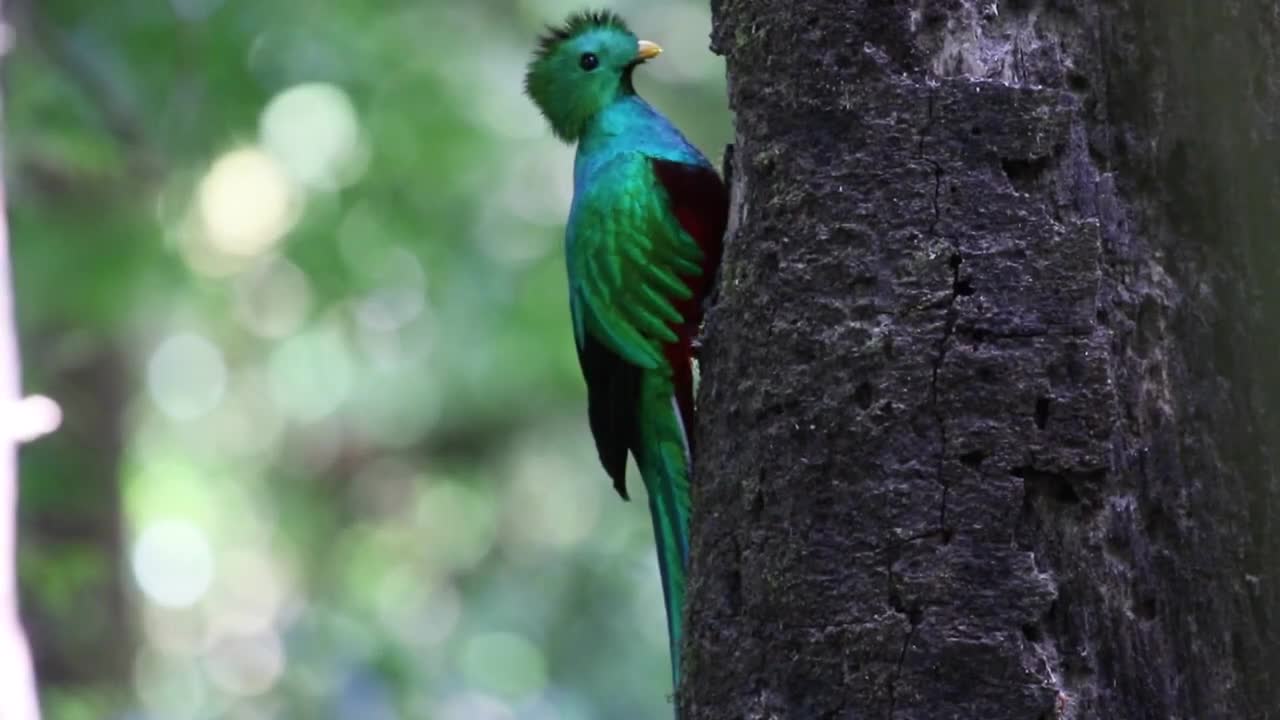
[637,374,693,689]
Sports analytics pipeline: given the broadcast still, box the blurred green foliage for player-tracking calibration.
[7,1,729,718]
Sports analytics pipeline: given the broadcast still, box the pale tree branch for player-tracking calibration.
[0,181,44,720]
[0,2,62,717]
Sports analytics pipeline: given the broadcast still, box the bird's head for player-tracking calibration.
[524,10,661,142]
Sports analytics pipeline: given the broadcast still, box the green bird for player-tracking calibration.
[524,10,728,691]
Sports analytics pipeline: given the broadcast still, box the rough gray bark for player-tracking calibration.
[686,1,1280,718]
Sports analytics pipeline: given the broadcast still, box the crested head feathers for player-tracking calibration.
[532,10,632,61]
[523,9,645,142]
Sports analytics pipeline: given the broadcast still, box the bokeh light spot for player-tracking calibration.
[132,520,215,608]
[206,550,289,636]
[268,325,354,422]
[202,369,286,459]
[204,630,286,697]
[169,0,224,22]
[349,373,440,449]
[435,692,515,720]
[260,82,368,191]
[459,631,547,700]
[505,450,601,553]
[134,647,208,719]
[374,575,461,648]
[146,332,228,421]
[352,246,426,332]
[417,481,497,572]
[197,147,300,257]
[142,604,211,658]
[233,256,312,338]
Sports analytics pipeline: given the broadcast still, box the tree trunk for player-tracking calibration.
[19,341,131,705]
[686,1,1280,718]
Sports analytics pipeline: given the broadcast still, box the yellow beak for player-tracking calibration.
[635,40,663,62]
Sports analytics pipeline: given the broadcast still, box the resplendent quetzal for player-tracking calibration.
[524,10,728,689]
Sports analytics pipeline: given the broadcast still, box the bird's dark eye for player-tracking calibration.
[579,52,599,71]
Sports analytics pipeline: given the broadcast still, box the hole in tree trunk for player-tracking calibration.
[1035,396,1051,429]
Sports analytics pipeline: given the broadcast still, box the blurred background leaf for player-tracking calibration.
[7,1,730,718]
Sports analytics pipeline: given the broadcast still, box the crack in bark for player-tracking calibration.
[882,527,937,718]
[884,614,920,719]
[884,80,960,720]
[917,81,937,156]
[932,244,959,533]
[882,528,949,556]
[918,81,959,535]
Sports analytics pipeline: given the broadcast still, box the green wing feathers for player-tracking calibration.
[568,153,704,371]
[567,151,705,690]
[635,371,693,686]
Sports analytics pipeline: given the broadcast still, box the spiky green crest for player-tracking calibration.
[524,10,643,142]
